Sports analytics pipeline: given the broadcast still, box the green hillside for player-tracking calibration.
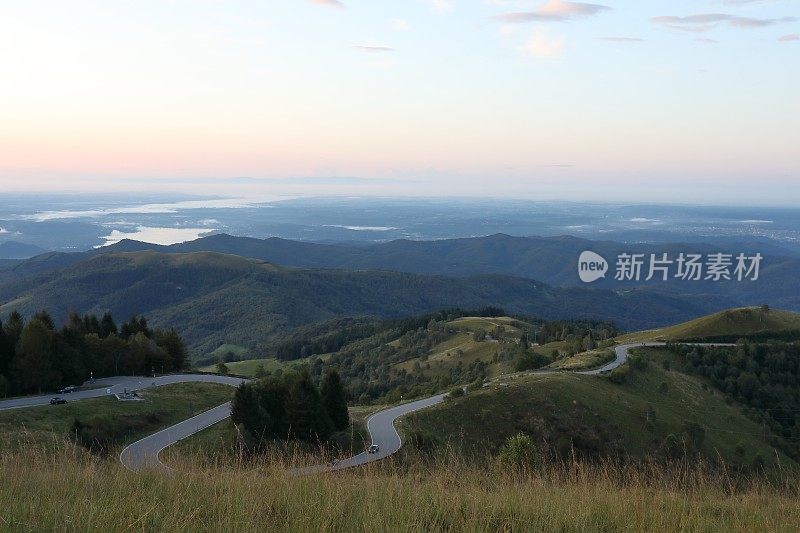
[618,306,800,343]
[0,250,721,357]
[402,347,793,469]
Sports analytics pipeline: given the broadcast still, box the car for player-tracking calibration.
[368,444,380,454]
[50,398,67,405]
[58,385,77,394]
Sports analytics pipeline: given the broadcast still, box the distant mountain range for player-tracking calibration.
[0,233,794,356]
[3,233,794,306]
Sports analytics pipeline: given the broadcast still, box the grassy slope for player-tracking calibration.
[0,383,234,452]
[403,348,792,468]
[393,316,528,378]
[207,343,250,360]
[1,448,798,531]
[618,306,800,343]
[198,354,327,378]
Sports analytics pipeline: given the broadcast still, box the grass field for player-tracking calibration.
[205,343,251,361]
[1,447,798,531]
[548,348,615,370]
[618,307,800,343]
[198,354,327,377]
[403,347,792,468]
[0,383,234,452]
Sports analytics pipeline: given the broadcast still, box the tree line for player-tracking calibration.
[0,310,188,396]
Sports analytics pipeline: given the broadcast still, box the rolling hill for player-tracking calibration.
[0,250,726,357]
[618,306,800,343]
[401,354,793,469]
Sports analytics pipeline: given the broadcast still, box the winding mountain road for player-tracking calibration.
[1,341,724,473]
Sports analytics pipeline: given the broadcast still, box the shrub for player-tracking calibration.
[606,365,630,384]
[448,387,465,399]
[498,433,540,470]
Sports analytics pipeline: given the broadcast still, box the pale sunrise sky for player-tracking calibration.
[0,1,798,204]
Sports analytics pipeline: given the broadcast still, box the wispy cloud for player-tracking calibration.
[309,0,344,7]
[651,13,796,33]
[779,33,799,41]
[696,37,719,43]
[352,45,395,52]
[495,0,611,23]
[600,37,643,43]
[520,28,565,58]
[426,0,454,13]
[393,19,412,32]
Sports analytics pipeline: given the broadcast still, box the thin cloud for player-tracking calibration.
[352,45,395,52]
[600,37,644,43]
[651,13,796,32]
[495,0,611,23]
[393,19,412,32]
[520,28,565,58]
[779,33,799,41]
[696,37,719,43]
[427,0,454,13]
[309,0,344,7]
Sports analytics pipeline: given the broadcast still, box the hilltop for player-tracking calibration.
[618,307,800,343]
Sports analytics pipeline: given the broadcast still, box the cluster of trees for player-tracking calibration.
[536,321,619,347]
[231,368,349,444]
[270,307,507,362]
[0,310,188,396]
[670,340,800,457]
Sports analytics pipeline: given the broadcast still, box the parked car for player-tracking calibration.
[50,398,67,405]
[368,444,380,454]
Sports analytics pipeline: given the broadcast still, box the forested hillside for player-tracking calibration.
[2,233,797,309]
[0,251,721,357]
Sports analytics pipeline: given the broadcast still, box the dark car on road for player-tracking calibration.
[368,444,380,454]
[50,398,67,405]
[58,386,77,394]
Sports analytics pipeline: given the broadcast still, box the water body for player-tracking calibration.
[99,226,217,247]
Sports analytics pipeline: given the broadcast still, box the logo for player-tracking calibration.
[578,251,608,283]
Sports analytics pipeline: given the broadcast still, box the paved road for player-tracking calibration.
[4,342,730,473]
[0,374,246,411]
[120,402,235,471]
[120,343,661,472]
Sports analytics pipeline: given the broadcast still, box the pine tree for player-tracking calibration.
[33,310,55,330]
[320,368,349,431]
[100,312,118,338]
[284,370,333,442]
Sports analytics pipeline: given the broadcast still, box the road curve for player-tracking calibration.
[2,342,728,473]
[120,342,667,472]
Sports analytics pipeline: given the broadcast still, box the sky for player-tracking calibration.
[0,0,798,205]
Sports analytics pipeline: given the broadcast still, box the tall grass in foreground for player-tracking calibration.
[1,442,798,532]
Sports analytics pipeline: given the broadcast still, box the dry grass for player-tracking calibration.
[1,442,798,532]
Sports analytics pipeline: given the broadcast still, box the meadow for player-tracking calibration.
[1,445,797,532]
